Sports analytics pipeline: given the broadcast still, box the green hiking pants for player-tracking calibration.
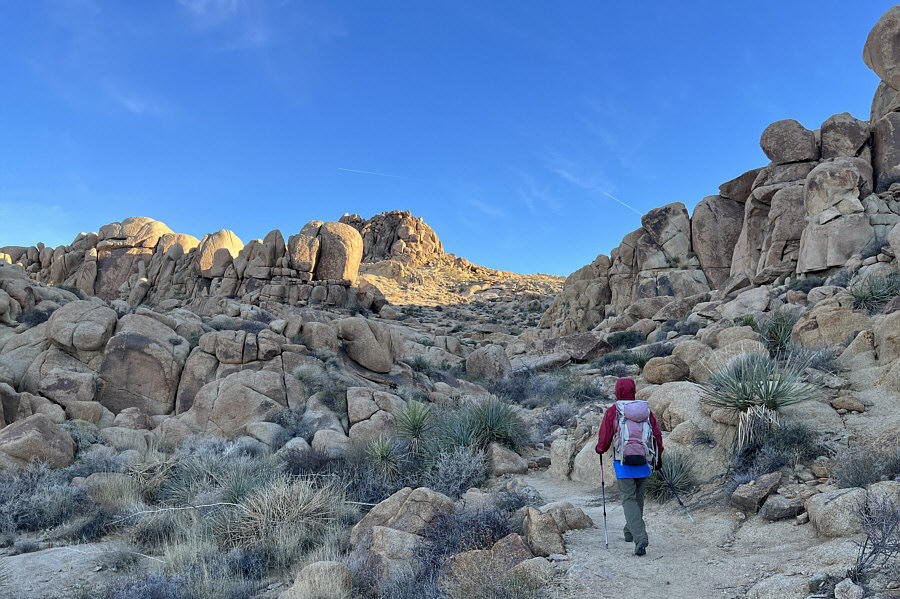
[617,476,648,545]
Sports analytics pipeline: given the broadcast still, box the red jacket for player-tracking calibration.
[595,378,663,459]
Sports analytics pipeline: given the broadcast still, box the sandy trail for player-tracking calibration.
[520,470,856,599]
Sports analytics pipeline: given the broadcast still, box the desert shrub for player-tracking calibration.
[757,312,801,358]
[674,320,701,337]
[279,448,334,478]
[131,509,185,550]
[646,450,694,502]
[600,363,630,377]
[860,236,887,260]
[410,354,434,375]
[265,407,308,444]
[784,344,843,373]
[537,402,575,437]
[700,352,816,412]
[66,445,128,478]
[157,442,278,506]
[828,267,856,289]
[0,462,86,533]
[52,283,85,299]
[293,363,352,414]
[16,306,56,328]
[643,342,674,358]
[59,420,107,453]
[849,268,900,313]
[418,505,515,577]
[730,412,823,480]
[248,309,273,324]
[787,276,825,294]
[833,444,900,489]
[238,319,267,334]
[78,572,190,599]
[419,446,487,499]
[207,315,237,331]
[396,383,430,404]
[607,330,646,350]
[851,494,900,582]
[397,401,433,454]
[216,476,353,571]
[735,313,757,329]
[591,351,630,368]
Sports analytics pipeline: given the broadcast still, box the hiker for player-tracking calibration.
[595,377,663,556]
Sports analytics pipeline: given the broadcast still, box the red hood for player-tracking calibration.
[615,378,636,401]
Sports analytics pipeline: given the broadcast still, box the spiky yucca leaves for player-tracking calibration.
[700,352,817,412]
[758,312,801,358]
[848,268,900,313]
[646,450,694,502]
[469,399,531,450]
[365,436,405,480]
[397,401,433,455]
[734,404,780,455]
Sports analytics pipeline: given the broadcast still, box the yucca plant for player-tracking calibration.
[469,399,531,450]
[397,401,433,454]
[646,450,694,501]
[734,404,781,454]
[758,312,801,358]
[626,349,652,371]
[365,436,404,480]
[700,352,817,412]
[848,268,900,313]
[735,313,757,329]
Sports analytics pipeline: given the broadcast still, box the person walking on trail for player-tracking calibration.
[595,377,664,556]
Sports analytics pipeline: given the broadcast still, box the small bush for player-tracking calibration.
[700,352,816,412]
[851,493,900,581]
[16,306,56,328]
[418,505,514,576]
[66,446,128,478]
[674,320,701,337]
[594,364,625,378]
[0,462,86,533]
[410,355,434,375]
[293,363,353,414]
[646,451,694,502]
[643,342,674,358]
[248,309,273,324]
[59,420,106,453]
[730,413,823,480]
[607,330,646,350]
[238,320,267,334]
[265,407,308,439]
[591,351,630,368]
[833,444,900,489]
[735,313,757,329]
[208,315,238,331]
[419,446,487,499]
[828,268,855,289]
[784,344,843,374]
[365,436,405,480]
[536,402,575,437]
[849,269,900,313]
[787,276,825,294]
[757,312,801,358]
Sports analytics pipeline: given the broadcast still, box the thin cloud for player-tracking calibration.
[337,168,433,183]
[468,198,507,219]
[102,81,167,116]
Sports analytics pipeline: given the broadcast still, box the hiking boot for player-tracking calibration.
[623,531,633,542]
[634,540,648,556]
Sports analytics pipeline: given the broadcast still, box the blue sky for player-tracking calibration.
[0,1,894,275]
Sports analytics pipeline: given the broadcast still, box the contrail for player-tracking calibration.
[337,167,429,182]
[599,189,644,216]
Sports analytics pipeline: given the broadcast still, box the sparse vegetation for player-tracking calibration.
[607,330,646,350]
[728,410,823,487]
[851,494,900,583]
[16,306,56,328]
[700,352,817,413]
[848,268,900,313]
[787,276,825,294]
[646,450,694,502]
[833,443,900,489]
[757,312,800,358]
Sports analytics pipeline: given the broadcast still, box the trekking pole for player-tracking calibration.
[600,454,609,549]
[660,470,695,524]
